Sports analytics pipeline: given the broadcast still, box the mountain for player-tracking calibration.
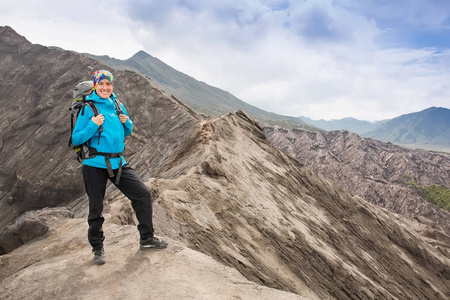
[1,26,450,299]
[265,127,450,235]
[298,107,450,152]
[85,50,450,153]
[362,106,450,151]
[81,51,317,131]
[298,116,385,134]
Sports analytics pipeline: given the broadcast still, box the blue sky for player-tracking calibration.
[1,0,450,121]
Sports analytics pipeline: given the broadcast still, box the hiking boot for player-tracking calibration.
[140,236,168,250]
[93,247,106,265]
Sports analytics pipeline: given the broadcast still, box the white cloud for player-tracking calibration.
[1,0,450,121]
[0,0,141,59]
[345,0,450,28]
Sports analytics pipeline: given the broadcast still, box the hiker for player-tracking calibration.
[71,70,167,265]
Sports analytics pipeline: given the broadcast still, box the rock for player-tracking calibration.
[0,207,74,254]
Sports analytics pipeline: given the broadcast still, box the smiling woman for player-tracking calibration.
[71,69,168,265]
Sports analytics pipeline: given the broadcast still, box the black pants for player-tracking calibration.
[82,164,154,250]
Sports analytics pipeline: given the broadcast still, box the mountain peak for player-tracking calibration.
[130,50,151,60]
[0,26,31,50]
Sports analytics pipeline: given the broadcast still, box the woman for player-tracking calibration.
[72,70,167,265]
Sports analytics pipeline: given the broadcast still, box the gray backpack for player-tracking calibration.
[69,81,100,161]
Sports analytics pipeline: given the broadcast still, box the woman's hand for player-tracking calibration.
[119,114,128,124]
[92,114,104,126]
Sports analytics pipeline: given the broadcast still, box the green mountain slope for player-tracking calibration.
[82,51,317,130]
[362,106,450,151]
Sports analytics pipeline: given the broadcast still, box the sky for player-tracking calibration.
[1,0,450,121]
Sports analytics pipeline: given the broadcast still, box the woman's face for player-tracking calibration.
[95,79,113,98]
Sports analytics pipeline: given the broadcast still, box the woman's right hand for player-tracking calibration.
[92,114,104,126]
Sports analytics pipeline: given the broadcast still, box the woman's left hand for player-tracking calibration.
[119,114,128,124]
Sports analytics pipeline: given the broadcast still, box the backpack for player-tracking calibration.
[68,80,123,162]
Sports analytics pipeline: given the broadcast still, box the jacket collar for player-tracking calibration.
[86,91,116,102]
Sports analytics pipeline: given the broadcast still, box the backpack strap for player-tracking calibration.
[85,100,99,116]
[114,99,123,115]
[85,101,103,145]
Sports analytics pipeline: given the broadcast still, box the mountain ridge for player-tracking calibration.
[298,116,387,134]
[81,50,319,131]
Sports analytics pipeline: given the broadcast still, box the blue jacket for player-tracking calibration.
[71,91,133,169]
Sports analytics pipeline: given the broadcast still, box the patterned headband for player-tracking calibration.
[91,70,114,93]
